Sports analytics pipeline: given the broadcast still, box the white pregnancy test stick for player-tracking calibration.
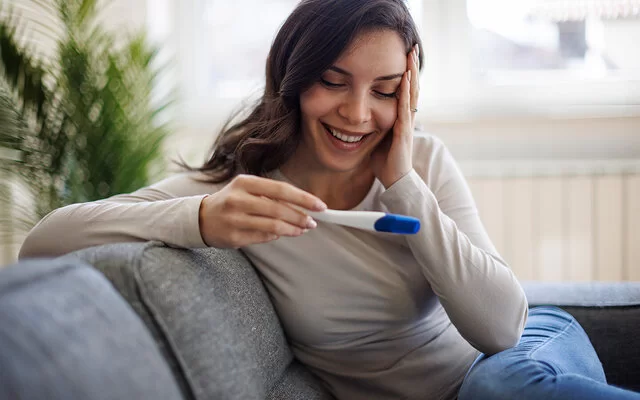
[300,208,420,234]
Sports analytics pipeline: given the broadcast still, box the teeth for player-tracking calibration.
[329,127,364,143]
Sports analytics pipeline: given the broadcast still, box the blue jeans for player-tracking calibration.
[459,306,640,400]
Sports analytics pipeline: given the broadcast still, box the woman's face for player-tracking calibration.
[298,29,407,175]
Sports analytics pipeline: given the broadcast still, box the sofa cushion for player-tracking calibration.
[523,281,640,392]
[267,360,337,400]
[0,258,183,400]
[66,242,334,400]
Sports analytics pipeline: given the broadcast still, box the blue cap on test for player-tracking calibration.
[374,214,421,234]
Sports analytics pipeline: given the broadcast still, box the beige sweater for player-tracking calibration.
[20,133,528,400]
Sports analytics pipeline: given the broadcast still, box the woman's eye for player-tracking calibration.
[320,77,396,99]
[375,90,397,99]
[320,78,344,88]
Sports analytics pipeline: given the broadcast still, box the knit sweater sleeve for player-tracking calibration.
[19,172,222,259]
[379,134,528,355]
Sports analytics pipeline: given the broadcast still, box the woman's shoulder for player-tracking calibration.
[411,131,453,165]
[410,131,461,185]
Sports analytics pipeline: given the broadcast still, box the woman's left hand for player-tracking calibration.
[371,44,420,188]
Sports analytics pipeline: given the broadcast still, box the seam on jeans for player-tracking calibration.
[527,315,576,376]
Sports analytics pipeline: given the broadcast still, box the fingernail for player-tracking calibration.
[315,200,327,210]
[306,217,317,229]
[407,70,412,82]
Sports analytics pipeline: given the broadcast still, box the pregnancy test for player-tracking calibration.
[303,208,421,234]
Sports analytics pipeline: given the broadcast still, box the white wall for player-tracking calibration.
[425,116,640,163]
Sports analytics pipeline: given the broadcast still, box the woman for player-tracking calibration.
[19,0,640,399]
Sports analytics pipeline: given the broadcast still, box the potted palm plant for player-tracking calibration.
[0,0,172,260]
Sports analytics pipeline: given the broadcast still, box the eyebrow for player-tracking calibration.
[328,66,403,81]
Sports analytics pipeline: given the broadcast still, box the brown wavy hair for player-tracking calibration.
[182,0,423,183]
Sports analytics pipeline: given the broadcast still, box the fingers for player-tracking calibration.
[225,229,280,249]
[396,45,420,131]
[212,175,322,246]
[199,179,317,248]
[409,44,420,120]
[233,174,327,211]
[228,213,308,238]
[396,68,412,132]
[235,193,317,231]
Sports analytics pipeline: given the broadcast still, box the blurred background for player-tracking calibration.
[1,0,639,282]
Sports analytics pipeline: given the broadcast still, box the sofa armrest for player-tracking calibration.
[0,257,183,400]
[522,281,640,392]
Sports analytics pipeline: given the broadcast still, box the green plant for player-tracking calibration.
[0,0,172,238]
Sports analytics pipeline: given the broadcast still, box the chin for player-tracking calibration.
[317,152,369,174]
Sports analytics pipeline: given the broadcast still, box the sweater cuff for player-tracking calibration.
[178,194,209,248]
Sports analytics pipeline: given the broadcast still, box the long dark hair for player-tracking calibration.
[183,0,423,182]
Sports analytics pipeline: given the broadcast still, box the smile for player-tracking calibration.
[322,124,371,144]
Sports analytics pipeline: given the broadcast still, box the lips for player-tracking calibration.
[322,123,373,147]
[320,123,372,152]
[327,127,364,143]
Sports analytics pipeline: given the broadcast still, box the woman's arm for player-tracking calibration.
[379,134,528,355]
[19,172,328,259]
[19,172,218,259]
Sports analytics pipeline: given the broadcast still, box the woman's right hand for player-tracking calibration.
[199,174,327,248]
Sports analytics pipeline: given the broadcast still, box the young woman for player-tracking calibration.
[19,1,640,399]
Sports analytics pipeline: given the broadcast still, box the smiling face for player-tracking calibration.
[294,29,407,176]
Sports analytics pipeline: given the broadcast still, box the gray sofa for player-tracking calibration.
[1,241,639,399]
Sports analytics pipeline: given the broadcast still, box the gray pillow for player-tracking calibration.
[0,258,183,400]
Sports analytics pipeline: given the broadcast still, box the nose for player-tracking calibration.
[337,90,371,126]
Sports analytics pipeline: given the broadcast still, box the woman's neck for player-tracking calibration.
[279,155,375,210]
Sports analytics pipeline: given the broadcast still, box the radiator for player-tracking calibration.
[462,160,640,282]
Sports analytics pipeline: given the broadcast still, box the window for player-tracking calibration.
[199,0,299,99]
[468,0,640,80]
[148,0,640,125]
[418,0,640,119]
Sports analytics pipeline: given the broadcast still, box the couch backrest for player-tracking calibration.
[65,242,334,400]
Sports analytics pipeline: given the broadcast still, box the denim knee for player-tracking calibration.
[527,305,575,323]
[458,306,605,400]
[458,356,554,400]
[525,306,605,382]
